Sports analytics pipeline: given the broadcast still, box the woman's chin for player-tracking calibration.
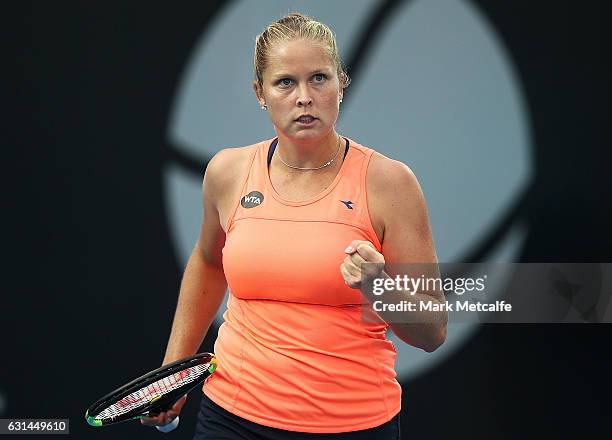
[281,126,334,144]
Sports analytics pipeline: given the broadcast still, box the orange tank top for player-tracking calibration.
[203,137,401,433]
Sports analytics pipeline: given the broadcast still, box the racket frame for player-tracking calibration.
[85,352,216,427]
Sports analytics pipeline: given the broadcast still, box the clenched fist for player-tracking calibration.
[340,240,385,290]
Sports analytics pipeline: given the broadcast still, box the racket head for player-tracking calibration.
[85,352,217,427]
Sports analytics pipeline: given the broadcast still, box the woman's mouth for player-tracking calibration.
[295,115,317,125]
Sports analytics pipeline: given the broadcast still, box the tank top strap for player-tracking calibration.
[329,139,382,251]
[224,141,263,233]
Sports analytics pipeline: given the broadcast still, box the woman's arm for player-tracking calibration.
[162,151,233,364]
[344,153,447,352]
[141,151,233,428]
[161,241,227,364]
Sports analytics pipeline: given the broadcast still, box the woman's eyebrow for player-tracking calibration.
[307,67,332,75]
[271,68,332,79]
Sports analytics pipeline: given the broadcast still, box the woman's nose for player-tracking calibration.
[296,84,313,107]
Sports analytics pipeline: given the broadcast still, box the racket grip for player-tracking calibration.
[156,416,179,433]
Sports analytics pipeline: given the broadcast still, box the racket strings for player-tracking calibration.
[95,363,210,420]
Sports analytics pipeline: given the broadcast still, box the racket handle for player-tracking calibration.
[156,416,179,433]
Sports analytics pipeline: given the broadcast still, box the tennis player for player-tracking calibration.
[142,12,447,439]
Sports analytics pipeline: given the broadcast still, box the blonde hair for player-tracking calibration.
[253,12,351,89]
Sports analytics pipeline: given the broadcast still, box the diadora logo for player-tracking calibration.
[340,200,354,210]
[241,191,264,208]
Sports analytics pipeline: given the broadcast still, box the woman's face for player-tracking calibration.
[254,38,343,143]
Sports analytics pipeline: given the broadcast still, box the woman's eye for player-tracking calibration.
[279,78,292,87]
[313,74,325,82]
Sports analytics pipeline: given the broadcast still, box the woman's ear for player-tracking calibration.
[252,80,265,107]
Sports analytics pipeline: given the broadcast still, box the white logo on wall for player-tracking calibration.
[164,0,532,380]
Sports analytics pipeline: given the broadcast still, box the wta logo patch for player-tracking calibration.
[241,191,264,208]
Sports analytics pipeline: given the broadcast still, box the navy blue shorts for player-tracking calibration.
[192,393,401,440]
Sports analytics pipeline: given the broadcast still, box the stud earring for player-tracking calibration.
[261,103,268,110]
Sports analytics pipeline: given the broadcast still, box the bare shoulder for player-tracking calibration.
[367,151,421,196]
[205,146,254,188]
[203,145,257,232]
[203,145,256,203]
[366,151,428,244]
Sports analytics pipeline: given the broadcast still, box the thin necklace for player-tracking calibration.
[277,136,342,171]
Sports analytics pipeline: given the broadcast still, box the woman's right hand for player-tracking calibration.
[140,395,187,428]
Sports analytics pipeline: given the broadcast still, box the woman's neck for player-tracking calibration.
[274,132,341,170]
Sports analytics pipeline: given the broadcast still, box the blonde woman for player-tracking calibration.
[142,12,446,439]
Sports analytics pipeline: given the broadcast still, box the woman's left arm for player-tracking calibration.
[341,153,447,352]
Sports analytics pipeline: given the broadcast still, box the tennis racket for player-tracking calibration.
[85,352,217,430]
